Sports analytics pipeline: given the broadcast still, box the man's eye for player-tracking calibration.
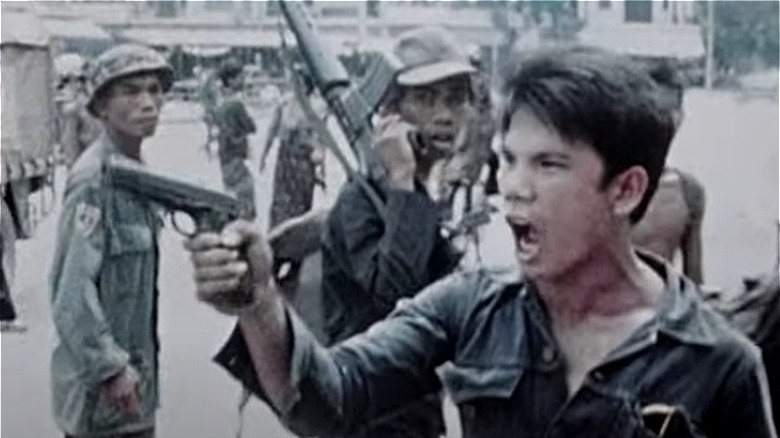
[500,151,515,165]
[447,92,467,106]
[411,90,432,103]
[540,160,565,169]
[118,86,139,96]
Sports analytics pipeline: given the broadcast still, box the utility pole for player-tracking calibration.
[704,0,715,89]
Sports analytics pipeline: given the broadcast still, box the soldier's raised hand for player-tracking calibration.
[373,114,418,191]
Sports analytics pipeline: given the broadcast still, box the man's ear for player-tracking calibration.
[92,95,109,120]
[608,165,649,220]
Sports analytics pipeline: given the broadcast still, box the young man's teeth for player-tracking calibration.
[525,227,537,243]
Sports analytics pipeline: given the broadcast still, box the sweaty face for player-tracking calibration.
[499,109,616,281]
[99,73,164,139]
[397,76,469,156]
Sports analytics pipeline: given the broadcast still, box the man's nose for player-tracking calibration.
[500,164,535,204]
[137,91,160,111]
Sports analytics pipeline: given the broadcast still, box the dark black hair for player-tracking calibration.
[643,58,684,115]
[218,61,243,87]
[499,47,676,223]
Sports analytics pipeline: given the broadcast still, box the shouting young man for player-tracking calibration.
[184,48,776,437]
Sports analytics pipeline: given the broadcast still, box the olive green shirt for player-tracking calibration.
[49,134,161,436]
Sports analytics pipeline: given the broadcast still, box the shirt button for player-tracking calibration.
[592,371,605,382]
[542,346,555,363]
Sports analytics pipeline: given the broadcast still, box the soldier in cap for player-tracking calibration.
[214,60,257,220]
[48,44,173,438]
[198,26,474,438]
[632,59,707,284]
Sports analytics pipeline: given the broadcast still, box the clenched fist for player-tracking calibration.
[184,220,274,316]
[102,365,141,418]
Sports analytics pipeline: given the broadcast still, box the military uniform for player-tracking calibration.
[50,136,161,437]
[215,95,257,219]
[50,43,172,438]
[266,96,322,230]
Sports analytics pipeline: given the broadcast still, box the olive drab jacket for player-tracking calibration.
[49,134,161,436]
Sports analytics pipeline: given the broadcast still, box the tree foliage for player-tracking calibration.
[699,1,779,73]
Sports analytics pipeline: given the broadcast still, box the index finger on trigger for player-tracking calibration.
[183,232,222,252]
[190,247,240,269]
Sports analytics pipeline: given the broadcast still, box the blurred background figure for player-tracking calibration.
[196,65,221,160]
[716,268,780,427]
[441,44,496,208]
[260,81,327,296]
[632,59,706,284]
[1,199,26,333]
[54,53,102,170]
[214,60,257,220]
[439,43,498,263]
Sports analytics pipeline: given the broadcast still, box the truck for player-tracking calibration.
[1,8,59,292]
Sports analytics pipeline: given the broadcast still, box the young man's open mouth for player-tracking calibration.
[507,217,542,262]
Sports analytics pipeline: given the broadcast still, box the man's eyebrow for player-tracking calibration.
[535,151,570,160]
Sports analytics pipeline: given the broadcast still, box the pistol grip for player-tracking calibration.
[215,242,255,307]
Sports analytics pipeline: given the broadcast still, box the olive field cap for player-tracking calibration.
[86,44,174,116]
[393,26,476,86]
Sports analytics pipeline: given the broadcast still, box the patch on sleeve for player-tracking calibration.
[75,202,102,237]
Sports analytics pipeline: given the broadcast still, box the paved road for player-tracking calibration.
[2,89,777,437]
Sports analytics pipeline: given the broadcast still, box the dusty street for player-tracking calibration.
[2,89,777,437]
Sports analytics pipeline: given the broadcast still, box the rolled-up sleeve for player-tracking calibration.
[214,273,464,437]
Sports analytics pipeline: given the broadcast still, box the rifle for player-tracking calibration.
[279,0,403,215]
[442,202,499,240]
[105,158,241,236]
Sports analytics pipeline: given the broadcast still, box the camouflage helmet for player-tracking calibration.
[86,44,174,116]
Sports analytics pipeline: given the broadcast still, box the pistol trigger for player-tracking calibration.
[169,211,193,237]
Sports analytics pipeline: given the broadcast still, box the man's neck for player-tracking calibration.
[535,241,665,327]
[106,127,143,162]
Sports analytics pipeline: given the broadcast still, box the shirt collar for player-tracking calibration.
[642,252,719,347]
[513,251,719,350]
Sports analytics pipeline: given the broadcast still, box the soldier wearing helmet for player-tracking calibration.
[49,44,172,438]
[214,59,258,219]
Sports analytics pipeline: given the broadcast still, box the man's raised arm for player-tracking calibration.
[184,221,296,411]
[183,220,455,436]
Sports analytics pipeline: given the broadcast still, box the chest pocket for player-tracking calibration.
[438,363,524,438]
[108,224,154,256]
[103,223,155,305]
